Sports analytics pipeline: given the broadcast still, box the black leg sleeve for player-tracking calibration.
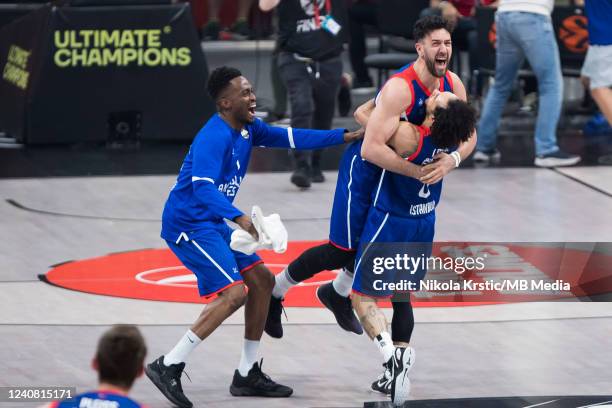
[391,300,415,344]
[286,242,356,283]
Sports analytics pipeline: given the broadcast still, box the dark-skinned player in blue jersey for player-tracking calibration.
[145,66,363,408]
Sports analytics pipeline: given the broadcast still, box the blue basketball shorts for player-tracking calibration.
[166,223,262,297]
[352,207,435,298]
[329,141,382,251]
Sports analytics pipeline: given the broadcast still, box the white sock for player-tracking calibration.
[332,267,354,297]
[238,339,260,376]
[374,331,394,362]
[272,268,297,299]
[164,329,202,366]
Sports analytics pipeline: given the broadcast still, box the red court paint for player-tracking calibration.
[41,242,611,307]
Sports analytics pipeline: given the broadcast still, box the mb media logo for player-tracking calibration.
[53,28,192,68]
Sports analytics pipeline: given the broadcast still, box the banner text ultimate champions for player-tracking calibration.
[53,28,191,68]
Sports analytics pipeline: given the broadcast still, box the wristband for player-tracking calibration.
[450,151,461,168]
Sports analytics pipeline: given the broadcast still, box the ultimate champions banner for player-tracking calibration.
[0,3,215,144]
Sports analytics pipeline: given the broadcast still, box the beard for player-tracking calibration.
[424,55,448,78]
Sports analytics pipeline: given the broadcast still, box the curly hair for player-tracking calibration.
[413,15,452,41]
[430,99,476,150]
[207,66,242,101]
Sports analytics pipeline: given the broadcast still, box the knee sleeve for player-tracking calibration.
[391,301,415,344]
[287,243,355,283]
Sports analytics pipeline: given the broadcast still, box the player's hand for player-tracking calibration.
[234,214,259,240]
[344,127,365,143]
[419,152,455,185]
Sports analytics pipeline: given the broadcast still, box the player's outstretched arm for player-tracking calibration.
[360,78,422,179]
[251,118,362,150]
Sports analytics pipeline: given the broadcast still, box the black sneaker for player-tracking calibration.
[264,296,284,339]
[338,73,352,117]
[230,360,293,397]
[230,19,251,40]
[316,282,363,335]
[145,356,193,408]
[202,21,220,41]
[310,165,325,183]
[534,149,581,167]
[291,162,311,188]
[371,361,392,395]
[390,347,415,405]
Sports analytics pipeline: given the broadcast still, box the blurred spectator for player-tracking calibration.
[42,325,148,408]
[474,0,581,167]
[259,0,348,188]
[580,0,612,135]
[347,0,380,89]
[202,0,254,40]
[267,41,288,122]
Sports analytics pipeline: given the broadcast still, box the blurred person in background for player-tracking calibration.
[42,325,148,408]
[347,0,380,90]
[580,0,612,135]
[259,0,349,189]
[473,0,581,167]
[202,0,254,40]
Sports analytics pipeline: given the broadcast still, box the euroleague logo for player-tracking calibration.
[41,241,339,307]
[558,15,588,53]
[41,242,612,307]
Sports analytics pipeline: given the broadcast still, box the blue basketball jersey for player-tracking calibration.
[372,126,450,218]
[51,390,146,408]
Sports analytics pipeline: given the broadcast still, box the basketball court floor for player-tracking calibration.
[1,163,612,408]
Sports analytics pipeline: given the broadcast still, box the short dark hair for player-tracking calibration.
[430,99,476,149]
[207,66,242,101]
[413,15,451,41]
[96,325,147,389]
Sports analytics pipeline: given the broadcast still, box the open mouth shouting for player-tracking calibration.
[248,103,256,120]
[435,55,448,72]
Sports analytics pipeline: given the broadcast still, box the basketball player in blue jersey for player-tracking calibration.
[145,66,363,408]
[353,92,476,404]
[265,16,476,341]
[43,325,148,408]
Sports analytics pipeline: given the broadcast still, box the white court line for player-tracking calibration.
[522,399,559,408]
[576,401,612,408]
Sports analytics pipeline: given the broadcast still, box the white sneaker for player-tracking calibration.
[391,347,415,406]
[473,149,501,163]
[534,149,581,167]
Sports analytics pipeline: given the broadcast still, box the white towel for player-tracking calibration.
[230,206,288,255]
